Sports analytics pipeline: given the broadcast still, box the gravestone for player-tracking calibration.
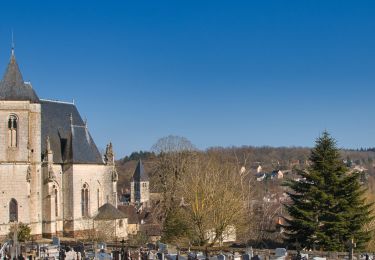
[242,253,250,260]
[274,248,287,257]
[52,237,60,247]
[157,252,165,260]
[217,254,225,260]
[233,252,241,260]
[148,251,155,260]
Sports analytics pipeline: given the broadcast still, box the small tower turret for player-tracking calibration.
[104,142,115,165]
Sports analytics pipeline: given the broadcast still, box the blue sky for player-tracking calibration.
[0,1,374,157]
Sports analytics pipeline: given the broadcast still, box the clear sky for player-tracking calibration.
[0,1,374,157]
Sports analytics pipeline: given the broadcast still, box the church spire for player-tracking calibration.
[132,159,148,182]
[0,47,40,103]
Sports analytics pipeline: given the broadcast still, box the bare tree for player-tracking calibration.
[180,154,247,246]
[151,137,257,246]
[151,135,196,235]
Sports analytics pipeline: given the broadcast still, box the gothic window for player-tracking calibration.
[8,115,18,148]
[81,183,89,217]
[55,189,59,217]
[9,199,18,222]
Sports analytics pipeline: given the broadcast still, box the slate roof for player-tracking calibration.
[0,52,39,103]
[132,160,149,182]
[94,203,127,220]
[41,99,104,164]
[118,205,139,224]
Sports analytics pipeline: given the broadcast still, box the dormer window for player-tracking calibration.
[8,115,18,148]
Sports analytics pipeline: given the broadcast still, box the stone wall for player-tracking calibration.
[69,164,116,234]
[0,101,42,237]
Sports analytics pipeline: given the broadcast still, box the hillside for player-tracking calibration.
[115,146,375,193]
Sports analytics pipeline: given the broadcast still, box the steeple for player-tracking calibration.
[0,49,39,103]
[130,159,150,207]
[132,160,148,182]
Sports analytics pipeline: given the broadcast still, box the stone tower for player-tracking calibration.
[0,49,42,236]
[130,160,149,207]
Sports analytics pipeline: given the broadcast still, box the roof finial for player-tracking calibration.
[11,29,15,56]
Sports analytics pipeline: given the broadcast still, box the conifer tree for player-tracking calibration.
[284,132,373,251]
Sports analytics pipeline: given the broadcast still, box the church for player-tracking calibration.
[0,49,118,238]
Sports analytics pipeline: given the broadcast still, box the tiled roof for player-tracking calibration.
[0,53,39,103]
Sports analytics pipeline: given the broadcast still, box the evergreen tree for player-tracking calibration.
[284,132,373,251]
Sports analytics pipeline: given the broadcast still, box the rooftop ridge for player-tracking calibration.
[40,98,75,105]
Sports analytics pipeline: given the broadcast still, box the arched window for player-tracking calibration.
[8,115,18,148]
[9,199,18,222]
[81,183,89,217]
[55,189,59,217]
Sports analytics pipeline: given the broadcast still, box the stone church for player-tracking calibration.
[0,49,118,238]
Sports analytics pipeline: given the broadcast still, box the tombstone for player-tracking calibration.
[246,247,253,258]
[187,252,196,260]
[147,251,155,260]
[274,248,287,258]
[52,237,60,247]
[242,253,251,260]
[65,249,77,260]
[98,243,107,251]
[158,243,168,254]
[233,252,241,260]
[98,251,113,260]
[224,253,233,260]
[157,252,165,260]
[217,254,225,260]
[272,248,287,260]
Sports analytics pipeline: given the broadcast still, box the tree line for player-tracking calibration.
[116,134,375,251]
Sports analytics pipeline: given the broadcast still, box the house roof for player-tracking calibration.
[118,205,139,224]
[94,203,127,220]
[0,52,39,103]
[41,99,104,164]
[132,160,148,182]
